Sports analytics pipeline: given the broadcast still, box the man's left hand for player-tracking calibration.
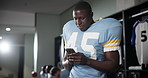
[67,52,89,65]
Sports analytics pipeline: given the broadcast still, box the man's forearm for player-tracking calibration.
[86,58,119,72]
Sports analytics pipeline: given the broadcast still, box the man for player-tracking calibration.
[49,67,61,78]
[40,65,48,78]
[62,1,122,78]
[46,65,53,78]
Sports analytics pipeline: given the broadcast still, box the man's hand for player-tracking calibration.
[67,52,89,65]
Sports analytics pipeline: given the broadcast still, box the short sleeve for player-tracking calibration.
[103,20,122,52]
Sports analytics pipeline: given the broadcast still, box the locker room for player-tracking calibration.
[0,0,148,78]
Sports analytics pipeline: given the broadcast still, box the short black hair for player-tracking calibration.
[73,1,92,13]
[46,65,53,73]
[50,67,60,75]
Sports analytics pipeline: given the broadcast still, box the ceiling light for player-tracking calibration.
[0,36,2,39]
[0,41,11,53]
[5,28,11,31]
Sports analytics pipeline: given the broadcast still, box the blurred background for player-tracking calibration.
[0,0,147,78]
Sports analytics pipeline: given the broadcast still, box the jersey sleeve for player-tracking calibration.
[103,21,122,52]
[131,20,140,45]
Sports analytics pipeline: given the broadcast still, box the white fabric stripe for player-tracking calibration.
[104,46,120,52]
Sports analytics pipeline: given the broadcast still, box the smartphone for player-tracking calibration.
[66,48,75,53]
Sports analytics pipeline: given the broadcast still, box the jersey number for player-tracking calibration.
[68,32,99,59]
[141,30,147,42]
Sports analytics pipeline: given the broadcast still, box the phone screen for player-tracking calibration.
[66,48,75,53]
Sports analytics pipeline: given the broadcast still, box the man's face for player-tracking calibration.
[73,10,93,31]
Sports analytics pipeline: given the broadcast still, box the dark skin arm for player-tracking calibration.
[64,50,119,72]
